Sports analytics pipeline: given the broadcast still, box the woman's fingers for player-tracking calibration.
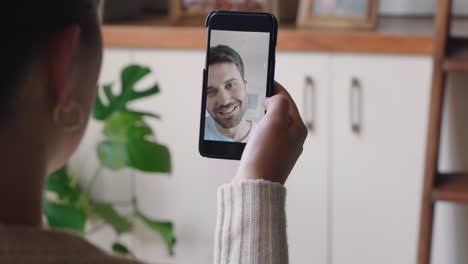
[272,82,308,138]
[263,93,290,129]
[273,82,301,120]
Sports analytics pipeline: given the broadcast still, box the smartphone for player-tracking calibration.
[199,11,278,160]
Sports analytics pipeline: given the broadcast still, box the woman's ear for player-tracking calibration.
[46,25,81,110]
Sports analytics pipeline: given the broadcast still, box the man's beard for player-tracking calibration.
[211,98,248,129]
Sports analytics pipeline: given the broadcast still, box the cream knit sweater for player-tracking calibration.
[0,180,288,264]
[215,180,288,264]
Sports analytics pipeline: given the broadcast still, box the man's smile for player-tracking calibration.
[216,103,240,118]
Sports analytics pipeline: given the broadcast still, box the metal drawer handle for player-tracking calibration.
[303,76,316,132]
[350,78,363,134]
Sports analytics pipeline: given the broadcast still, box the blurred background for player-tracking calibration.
[48,0,468,263]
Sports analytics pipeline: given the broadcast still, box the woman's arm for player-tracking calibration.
[214,83,307,264]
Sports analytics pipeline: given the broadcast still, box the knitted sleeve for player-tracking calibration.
[214,180,288,264]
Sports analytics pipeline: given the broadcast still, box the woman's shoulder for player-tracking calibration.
[0,224,142,263]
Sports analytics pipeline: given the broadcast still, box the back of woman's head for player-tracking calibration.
[1,0,100,114]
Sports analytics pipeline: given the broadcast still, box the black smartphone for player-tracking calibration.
[199,11,278,160]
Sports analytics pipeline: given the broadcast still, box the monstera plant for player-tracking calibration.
[43,65,175,257]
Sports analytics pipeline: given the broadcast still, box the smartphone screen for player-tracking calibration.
[205,30,270,143]
[200,12,277,160]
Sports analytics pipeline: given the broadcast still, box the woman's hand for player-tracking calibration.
[233,82,308,185]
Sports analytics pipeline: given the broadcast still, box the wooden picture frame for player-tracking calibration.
[297,0,379,30]
[170,0,298,25]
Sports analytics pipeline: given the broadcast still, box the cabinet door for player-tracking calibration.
[330,54,432,264]
[275,52,331,264]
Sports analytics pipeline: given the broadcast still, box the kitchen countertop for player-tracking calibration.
[102,16,468,55]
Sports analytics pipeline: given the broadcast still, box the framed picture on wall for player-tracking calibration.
[297,0,379,30]
[214,0,269,12]
[170,0,298,25]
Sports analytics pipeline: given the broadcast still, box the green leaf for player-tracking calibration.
[134,210,176,256]
[127,111,161,119]
[97,140,128,170]
[102,110,152,138]
[127,141,171,173]
[103,84,116,101]
[75,192,92,216]
[45,166,80,204]
[112,242,134,257]
[43,199,86,233]
[94,90,110,120]
[50,166,68,180]
[97,111,171,173]
[92,203,133,235]
[93,65,160,121]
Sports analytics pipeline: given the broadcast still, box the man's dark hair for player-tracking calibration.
[209,45,245,78]
[1,0,100,113]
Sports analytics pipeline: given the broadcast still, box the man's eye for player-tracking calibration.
[207,89,217,96]
[226,82,237,89]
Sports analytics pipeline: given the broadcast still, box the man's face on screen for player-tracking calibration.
[207,62,248,129]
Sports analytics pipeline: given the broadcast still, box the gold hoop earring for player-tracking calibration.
[53,102,84,132]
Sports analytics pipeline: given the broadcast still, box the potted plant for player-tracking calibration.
[43,64,176,257]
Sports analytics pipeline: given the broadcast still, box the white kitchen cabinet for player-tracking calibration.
[276,53,433,264]
[275,52,331,264]
[330,54,432,264]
